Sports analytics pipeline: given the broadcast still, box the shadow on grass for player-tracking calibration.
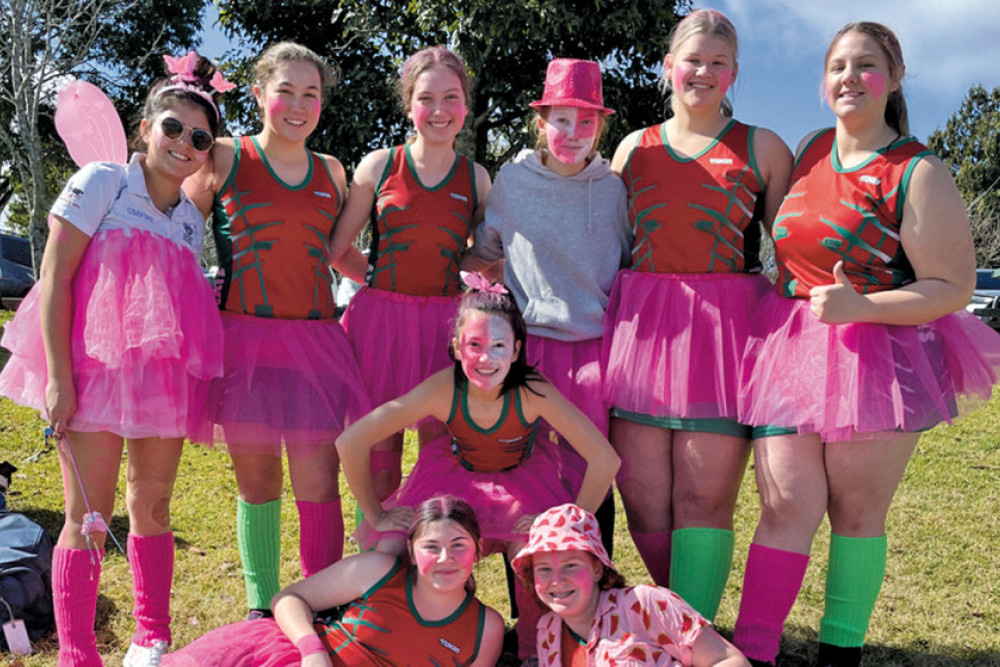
[16,507,195,551]
[771,626,1000,666]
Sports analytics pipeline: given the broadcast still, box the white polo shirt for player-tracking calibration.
[50,154,206,255]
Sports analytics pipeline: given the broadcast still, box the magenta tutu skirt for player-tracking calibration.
[603,270,770,420]
[188,312,371,456]
[341,287,457,410]
[162,619,298,667]
[355,432,571,552]
[739,292,1000,441]
[0,230,222,439]
[526,334,607,494]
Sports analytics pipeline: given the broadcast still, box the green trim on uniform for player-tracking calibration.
[612,408,751,438]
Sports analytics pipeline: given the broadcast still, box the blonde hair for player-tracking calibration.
[663,9,739,117]
[824,22,909,135]
[254,42,336,104]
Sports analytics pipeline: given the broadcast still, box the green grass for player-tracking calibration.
[2,313,999,664]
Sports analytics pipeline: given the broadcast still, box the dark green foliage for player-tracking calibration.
[215,0,690,173]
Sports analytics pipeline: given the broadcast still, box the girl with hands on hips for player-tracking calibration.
[337,274,620,664]
[734,21,1000,667]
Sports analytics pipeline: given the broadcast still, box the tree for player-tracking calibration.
[928,84,1000,267]
[0,0,204,272]
[215,0,690,173]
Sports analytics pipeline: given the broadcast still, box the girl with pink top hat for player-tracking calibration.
[732,22,1000,667]
[328,46,492,506]
[0,52,227,665]
[464,57,631,555]
[512,503,749,666]
[603,9,792,622]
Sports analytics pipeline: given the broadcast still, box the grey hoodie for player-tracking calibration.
[470,149,632,341]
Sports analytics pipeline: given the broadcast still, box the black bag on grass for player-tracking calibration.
[0,511,54,648]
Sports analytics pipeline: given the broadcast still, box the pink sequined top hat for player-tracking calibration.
[512,503,616,583]
[529,58,616,114]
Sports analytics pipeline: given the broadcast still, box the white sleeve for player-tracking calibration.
[49,162,124,237]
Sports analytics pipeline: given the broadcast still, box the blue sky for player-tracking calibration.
[198,0,1000,149]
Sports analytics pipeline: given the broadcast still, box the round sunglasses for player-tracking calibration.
[159,117,214,152]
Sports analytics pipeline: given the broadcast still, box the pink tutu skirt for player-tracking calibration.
[341,287,458,409]
[162,619,298,667]
[188,312,371,456]
[355,432,571,552]
[603,270,769,420]
[739,292,1000,441]
[526,334,607,494]
[0,229,223,439]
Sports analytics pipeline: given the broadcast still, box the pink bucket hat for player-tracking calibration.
[529,59,615,114]
[512,504,616,583]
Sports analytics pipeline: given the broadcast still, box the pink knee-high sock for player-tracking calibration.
[733,543,810,665]
[128,532,174,647]
[514,579,544,660]
[53,546,104,667]
[629,528,672,587]
[296,498,343,578]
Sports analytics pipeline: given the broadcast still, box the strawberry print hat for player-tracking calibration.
[512,503,616,583]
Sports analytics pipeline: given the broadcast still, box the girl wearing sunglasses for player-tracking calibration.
[185,42,371,621]
[0,52,228,665]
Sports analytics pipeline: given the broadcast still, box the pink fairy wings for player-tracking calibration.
[55,80,127,167]
[460,271,508,295]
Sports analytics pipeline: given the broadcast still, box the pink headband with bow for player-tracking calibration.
[461,271,508,295]
[158,51,235,120]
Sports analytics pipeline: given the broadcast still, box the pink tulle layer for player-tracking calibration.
[738,292,1000,441]
[603,270,769,420]
[355,432,572,552]
[188,312,371,455]
[341,287,458,407]
[162,619,297,667]
[526,334,607,495]
[0,230,223,439]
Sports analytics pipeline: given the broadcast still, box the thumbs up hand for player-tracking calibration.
[808,261,870,323]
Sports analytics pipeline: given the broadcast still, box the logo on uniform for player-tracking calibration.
[314,191,332,198]
[450,193,468,202]
[440,637,461,654]
[860,175,881,186]
[709,158,733,165]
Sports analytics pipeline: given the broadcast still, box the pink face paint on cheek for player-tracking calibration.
[670,61,692,92]
[413,550,438,578]
[546,124,590,165]
[265,96,288,120]
[861,71,885,97]
[716,67,732,95]
[410,104,432,130]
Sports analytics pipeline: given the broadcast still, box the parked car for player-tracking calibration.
[966,268,1000,333]
[0,234,34,309]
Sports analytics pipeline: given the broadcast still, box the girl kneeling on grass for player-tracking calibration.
[337,274,621,664]
[512,504,749,666]
[162,495,504,666]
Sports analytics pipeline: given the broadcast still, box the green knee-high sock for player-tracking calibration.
[818,533,888,647]
[237,498,282,610]
[669,527,735,622]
